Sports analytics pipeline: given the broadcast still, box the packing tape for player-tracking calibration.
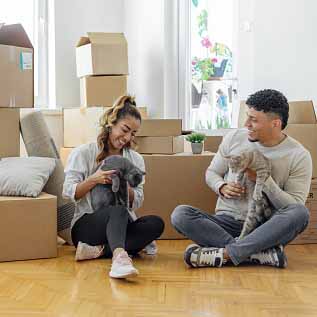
[9,46,15,63]
[9,96,16,107]
[79,106,87,115]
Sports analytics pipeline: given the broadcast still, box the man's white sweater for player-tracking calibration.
[206,128,312,220]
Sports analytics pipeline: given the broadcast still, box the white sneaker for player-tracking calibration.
[109,250,139,279]
[184,244,225,268]
[250,245,287,268]
[143,241,158,255]
[75,242,105,261]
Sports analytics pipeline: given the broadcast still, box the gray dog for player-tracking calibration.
[90,155,145,211]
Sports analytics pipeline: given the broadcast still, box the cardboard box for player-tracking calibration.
[137,153,217,239]
[238,100,316,127]
[60,147,73,166]
[80,75,127,107]
[0,193,57,261]
[0,24,34,108]
[63,107,108,147]
[135,136,184,154]
[290,179,317,244]
[284,124,317,178]
[76,32,128,77]
[137,119,182,137]
[63,107,148,147]
[138,107,148,119]
[184,135,223,153]
[0,108,20,157]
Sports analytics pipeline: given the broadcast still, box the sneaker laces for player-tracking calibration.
[197,248,224,267]
[251,248,279,266]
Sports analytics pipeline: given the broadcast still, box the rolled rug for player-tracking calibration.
[20,110,74,245]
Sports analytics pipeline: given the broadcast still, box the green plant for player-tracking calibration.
[192,56,218,81]
[186,132,206,143]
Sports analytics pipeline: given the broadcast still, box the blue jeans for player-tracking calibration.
[171,204,309,265]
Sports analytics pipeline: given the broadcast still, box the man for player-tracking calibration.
[171,89,312,268]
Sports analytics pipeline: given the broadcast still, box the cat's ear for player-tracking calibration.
[111,175,120,192]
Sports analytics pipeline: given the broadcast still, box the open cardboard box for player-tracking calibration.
[76,32,128,77]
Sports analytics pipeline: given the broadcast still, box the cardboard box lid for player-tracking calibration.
[77,32,127,47]
[0,23,33,48]
[239,100,316,127]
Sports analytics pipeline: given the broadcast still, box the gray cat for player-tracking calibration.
[90,155,145,212]
[225,150,272,239]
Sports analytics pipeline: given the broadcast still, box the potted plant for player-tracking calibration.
[186,132,206,154]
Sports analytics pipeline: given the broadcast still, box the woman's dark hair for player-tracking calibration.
[246,89,289,129]
[96,95,141,164]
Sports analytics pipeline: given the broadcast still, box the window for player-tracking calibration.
[176,0,239,130]
[0,0,52,107]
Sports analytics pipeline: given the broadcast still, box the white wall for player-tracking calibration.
[124,0,164,118]
[238,0,317,106]
[54,0,124,107]
[52,1,317,115]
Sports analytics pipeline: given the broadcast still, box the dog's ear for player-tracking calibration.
[111,175,120,193]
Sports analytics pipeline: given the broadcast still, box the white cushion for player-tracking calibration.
[0,157,56,197]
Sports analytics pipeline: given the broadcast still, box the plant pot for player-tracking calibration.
[191,142,203,154]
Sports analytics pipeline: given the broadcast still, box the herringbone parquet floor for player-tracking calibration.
[0,240,316,317]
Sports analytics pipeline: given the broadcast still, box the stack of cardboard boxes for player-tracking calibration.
[61,114,218,239]
[135,119,184,154]
[62,32,147,155]
[76,32,129,108]
[0,24,57,262]
[133,119,218,238]
[239,100,317,244]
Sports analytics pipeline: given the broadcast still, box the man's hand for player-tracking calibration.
[219,182,245,199]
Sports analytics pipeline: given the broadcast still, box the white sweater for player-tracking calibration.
[206,128,312,220]
[63,142,145,228]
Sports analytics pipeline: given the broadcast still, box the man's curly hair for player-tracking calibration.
[246,89,289,129]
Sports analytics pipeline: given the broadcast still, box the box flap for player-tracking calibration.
[77,36,91,47]
[87,32,127,45]
[0,24,33,48]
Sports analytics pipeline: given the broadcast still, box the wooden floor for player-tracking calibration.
[0,241,317,317]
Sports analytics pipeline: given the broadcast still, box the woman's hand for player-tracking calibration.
[88,169,117,185]
[219,182,246,199]
[74,169,117,201]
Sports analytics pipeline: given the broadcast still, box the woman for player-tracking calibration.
[63,95,164,279]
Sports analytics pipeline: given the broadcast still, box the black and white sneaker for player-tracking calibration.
[184,244,225,268]
[250,245,287,268]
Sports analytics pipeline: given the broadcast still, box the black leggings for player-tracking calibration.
[71,205,164,257]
